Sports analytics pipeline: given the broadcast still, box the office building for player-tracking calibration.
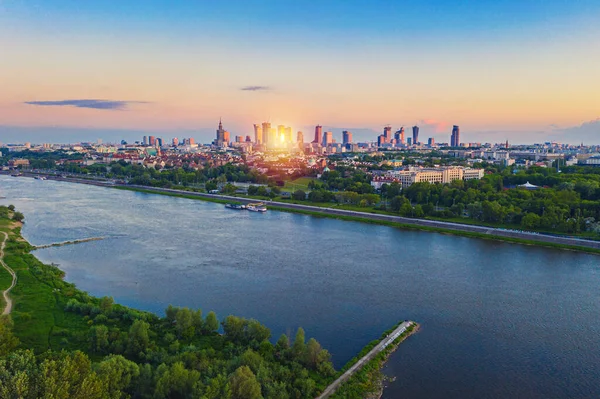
[377,135,386,147]
[285,126,293,143]
[149,136,156,146]
[297,131,304,144]
[172,137,179,146]
[322,131,333,147]
[428,137,435,147]
[451,125,460,147]
[262,122,271,145]
[156,137,163,147]
[394,127,405,145]
[407,137,412,146]
[412,126,419,145]
[142,136,148,146]
[313,125,323,144]
[254,124,263,144]
[384,126,392,141]
[342,130,353,144]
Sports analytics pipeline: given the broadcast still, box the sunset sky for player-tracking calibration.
[1,0,599,144]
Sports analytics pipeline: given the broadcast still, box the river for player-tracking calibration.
[1,176,599,398]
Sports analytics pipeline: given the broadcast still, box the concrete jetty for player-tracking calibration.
[316,321,415,399]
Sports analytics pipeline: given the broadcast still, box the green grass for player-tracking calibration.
[282,177,316,192]
[2,233,91,352]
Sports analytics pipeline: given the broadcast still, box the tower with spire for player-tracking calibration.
[214,118,227,146]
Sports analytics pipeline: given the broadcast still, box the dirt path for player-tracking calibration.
[0,231,17,315]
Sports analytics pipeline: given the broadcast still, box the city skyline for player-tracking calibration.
[1,1,600,144]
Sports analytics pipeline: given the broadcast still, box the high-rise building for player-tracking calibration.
[254,124,263,144]
[377,135,386,147]
[394,127,405,145]
[149,136,156,146]
[313,125,323,144]
[246,136,252,142]
[223,131,230,143]
[428,137,435,147]
[297,131,304,144]
[342,130,353,144]
[156,137,163,147]
[322,131,333,146]
[172,137,179,146]
[215,119,226,146]
[285,126,293,143]
[407,137,412,146]
[189,138,195,145]
[143,136,148,146]
[277,125,286,144]
[384,126,392,141]
[451,125,460,147]
[261,122,271,145]
[235,136,243,143]
[412,126,419,145]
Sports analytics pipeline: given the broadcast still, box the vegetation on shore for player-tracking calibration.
[0,206,337,398]
[329,323,418,399]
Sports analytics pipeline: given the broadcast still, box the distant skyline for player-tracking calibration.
[1,1,599,144]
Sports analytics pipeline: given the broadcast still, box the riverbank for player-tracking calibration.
[116,184,600,255]
[5,172,600,254]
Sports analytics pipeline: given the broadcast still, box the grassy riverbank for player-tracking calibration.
[0,206,345,398]
[330,322,419,398]
[116,185,600,255]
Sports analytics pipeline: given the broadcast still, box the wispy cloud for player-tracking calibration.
[240,86,271,92]
[24,99,148,110]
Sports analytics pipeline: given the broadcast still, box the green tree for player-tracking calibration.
[292,327,305,359]
[0,322,19,356]
[12,212,24,222]
[205,311,219,333]
[88,325,109,354]
[96,355,140,399]
[229,366,261,399]
[292,190,306,201]
[175,307,194,340]
[126,320,150,357]
[99,296,114,314]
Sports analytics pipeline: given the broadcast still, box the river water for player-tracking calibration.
[1,176,599,398]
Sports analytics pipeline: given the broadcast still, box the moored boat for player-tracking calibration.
[225,202,246,210]
[247,202,267,212]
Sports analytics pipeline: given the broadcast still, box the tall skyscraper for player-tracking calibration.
[285,126,293,143]
[322,131,333,146]
[246,136,252,142]
[428,137,435,147]
[377,135,386,147]
[412,126,419,145]
[277,125,286,144]
[394,128,405,145]
[215,119,226,146]
[254,124,263,144]
[156,137,163,147]
[172,137,179,146]
[313,125,323,144]
[223,131,230,143]
[143,136,148,146]
[383,126,392,141]
[262,122,271,145]
[451,125,460,147]
[407,137,412,146]
[297,131,304,144]
[342,130,353,144]
[149,136,156,146]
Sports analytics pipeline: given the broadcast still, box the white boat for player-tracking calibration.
[247,202,267,212]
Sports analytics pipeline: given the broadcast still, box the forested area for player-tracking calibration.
[0,207,336,398]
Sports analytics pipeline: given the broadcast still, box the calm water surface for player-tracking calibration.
[1,176,599,398]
